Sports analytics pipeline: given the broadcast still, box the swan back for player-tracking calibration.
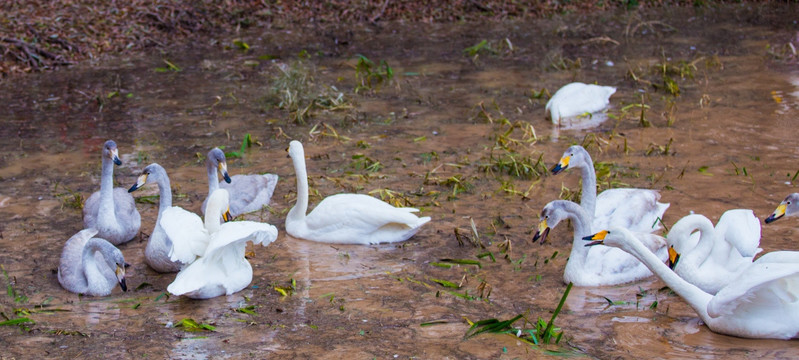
[546,82,616,123]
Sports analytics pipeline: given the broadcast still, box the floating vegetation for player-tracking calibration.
[225,133,255,159]
[645,138,674,156]
[426,174,473,200]
[480,151,546,180]
[464,282,573,345]
[350,154,382,173]
[269,60,352,124]
[274,278,297,297]
[154,59,181,73]
[52,182,83,210]
[438,258,482,269]
[766,42,798,63]
[174,318,216,332]
[368,188,414,207]
[235,305,258,316]
[353,54,393,93]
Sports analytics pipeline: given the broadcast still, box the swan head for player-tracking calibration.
[207,148,231,183]
[551,145,589,174]
[532,201,569,244]
[103,140,122,166]
[103,244,128,292]
[667,245,681,269]
[765,193,799,223]
[128,163,163,192]
[287,140,304,160]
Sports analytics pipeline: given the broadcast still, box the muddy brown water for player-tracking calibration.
[2,5,799,359]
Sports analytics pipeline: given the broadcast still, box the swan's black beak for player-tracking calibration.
[551,156,570,175]
[582,230,608,247]
[667,245,681,270]
[116,264,127,292]
[128,173,148,193]
[532,219,550,244]
[111,148,122,166]
[765,204,786,224]
[219,162,232,183]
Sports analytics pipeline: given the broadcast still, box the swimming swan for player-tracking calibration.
[546,82,616,124]
[666,210,761,294]
[167,189,278,299]
[584,227,799,339]
[286,140,430,245]
[83,140,141,245]
[532,200,667,286]
[128,163,185,273]
[202,147,278,218]
[58,228,127,296]
[551,145,668,233]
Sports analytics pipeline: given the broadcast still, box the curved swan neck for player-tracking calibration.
[81,238,114,275]
[99,155,116,215]
[288,146,309,222]
[679,216,715,265]
[614,229,713,321]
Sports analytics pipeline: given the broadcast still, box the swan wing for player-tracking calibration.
[594,188,668,233]
[160,206,209,264]
[204,221,278,256]
[305,194,423,234]
[707,262,799,318]
[220,173,279,216]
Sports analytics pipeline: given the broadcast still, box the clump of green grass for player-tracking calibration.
[480,151,546,180]
[52,183,83,210]
[353,54,393,93]
[464,282,573,345]
[349,154,382,173]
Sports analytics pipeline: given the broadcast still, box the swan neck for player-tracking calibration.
[81,238,113,275]
[206,159,219,196]
[99,156,116,214]
[288,151,309,221]
[155,170,172,218]
[579,162,597,218]
[619,231,713,321]
[564,201,593,264]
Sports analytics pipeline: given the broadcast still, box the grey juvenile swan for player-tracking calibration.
[83,140,141,245]
[58,228,128,296]
[202,147,278,218]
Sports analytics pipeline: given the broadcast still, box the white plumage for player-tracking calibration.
[546,82,616,124]
[285,140,430,245]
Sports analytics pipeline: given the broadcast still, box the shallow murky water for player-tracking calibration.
[1,4,799,359]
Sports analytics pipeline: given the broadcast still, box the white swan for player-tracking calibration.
[765,193,799,224]
[551,145,668,233]
[128,163,185,273]
[202,147,279,218]
[167,189,278,299]
[546,82,616,124]
[666,210,761,294]
[584,227,799,339]
[83,140,141,245]
[532,200,667,286]
[286,140,431,245]
[58,228,127,296]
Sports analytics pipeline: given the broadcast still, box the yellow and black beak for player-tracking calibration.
[551,155,570,175]
[667,245,681,270]
[222,208,232,222]
[765,203,786,224]
[111,148,122,166]
[582,230,609,246]
[219,162,231,183]
[128,173,148,193]
[115,264,127,292]
[532,219,550,244]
